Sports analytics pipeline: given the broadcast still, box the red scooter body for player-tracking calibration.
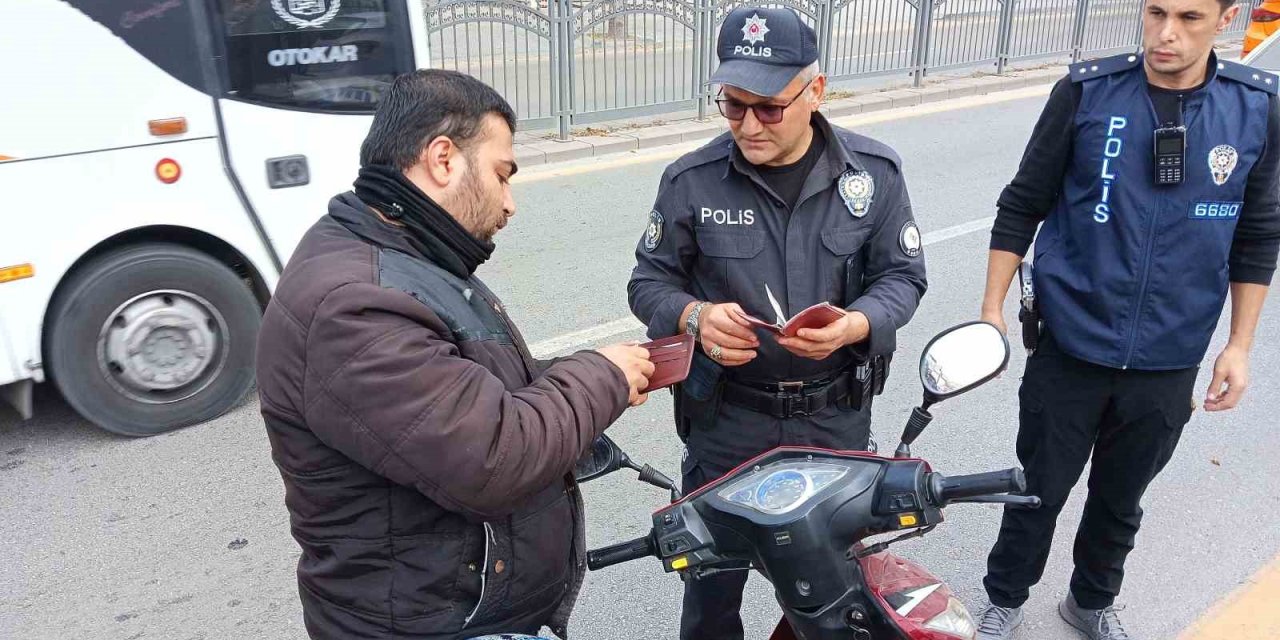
[769,550,965,640]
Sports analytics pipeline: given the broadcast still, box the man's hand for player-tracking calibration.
[778,311,870,361]
[1205,344,1250,412]
[698,303,760,367]
[596,344,655,407]
[981,307,1008,335]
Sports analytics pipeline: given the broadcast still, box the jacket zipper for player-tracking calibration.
[1124,92,1185,369]
[463,522,497,628]
[1122,207,1160,369]
[556,482,581,640]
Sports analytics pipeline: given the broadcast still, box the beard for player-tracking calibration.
[444,163,502,244]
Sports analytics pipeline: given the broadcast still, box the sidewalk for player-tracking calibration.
[512,41,1246,167]
[511,65,1065,166]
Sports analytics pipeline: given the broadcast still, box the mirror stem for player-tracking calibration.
[894,406,935,458]
[637,464,677,494]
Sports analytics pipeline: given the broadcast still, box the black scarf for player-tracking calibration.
[351,165,493,279]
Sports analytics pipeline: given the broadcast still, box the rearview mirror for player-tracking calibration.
[895,321,1010,458]
[573,434,627,484]
[919,321,1010,403]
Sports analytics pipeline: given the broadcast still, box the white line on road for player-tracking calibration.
[528,215,997,357]
[923,215,994,245]
[528,316,646,357]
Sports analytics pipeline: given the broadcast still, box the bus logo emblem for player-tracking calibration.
[272,0,342,28]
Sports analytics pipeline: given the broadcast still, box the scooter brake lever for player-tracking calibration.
[952,495,1042,508]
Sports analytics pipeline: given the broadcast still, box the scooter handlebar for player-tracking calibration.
[935,468,1026,504]
[587,535,656,571]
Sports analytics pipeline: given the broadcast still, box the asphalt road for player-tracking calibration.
[2,87,1279,640]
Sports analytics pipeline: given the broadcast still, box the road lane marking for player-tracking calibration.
[1179,554,1280,640]
[528,317,646,358]
[527,216,995,357]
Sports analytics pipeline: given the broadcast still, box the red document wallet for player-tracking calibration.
[731,282,847,338]
[734,303,846,337]
[637,333,696,394]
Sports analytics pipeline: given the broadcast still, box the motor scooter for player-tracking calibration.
[575,321,1042,640]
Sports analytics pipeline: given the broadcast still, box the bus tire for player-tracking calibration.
[47,243,261,436]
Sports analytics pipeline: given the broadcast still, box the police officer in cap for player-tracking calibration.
[973,1,1280,638]
[628,7,928,638]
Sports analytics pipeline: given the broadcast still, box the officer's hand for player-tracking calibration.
[700,303,759,367]
[1205,344,1249,412]
[981,308,1008,335]
[778,311,870,361]
[596,343,655,407]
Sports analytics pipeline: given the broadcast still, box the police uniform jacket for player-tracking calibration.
[628,113,928,386]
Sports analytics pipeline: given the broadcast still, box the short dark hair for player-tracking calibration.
[360,69,517,169]
[1219,0,1237,9]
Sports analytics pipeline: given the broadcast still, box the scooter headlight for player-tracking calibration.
[923,597,977,639]
[716,461,849,516]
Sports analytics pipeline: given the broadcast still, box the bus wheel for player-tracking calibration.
[47,243,261,436]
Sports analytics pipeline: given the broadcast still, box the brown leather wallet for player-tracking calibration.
[638,333,696,394]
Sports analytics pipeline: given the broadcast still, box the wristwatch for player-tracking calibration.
[685,302,711,340]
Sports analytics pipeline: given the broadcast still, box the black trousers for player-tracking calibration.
[983,331,1197,610]
[679,457,750,640]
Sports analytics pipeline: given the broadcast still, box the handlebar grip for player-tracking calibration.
[940,468,1026,502]
[587,535,655,571]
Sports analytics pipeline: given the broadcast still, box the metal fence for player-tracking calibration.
[425,0,1260,138]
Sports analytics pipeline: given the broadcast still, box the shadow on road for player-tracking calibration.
[0,383,127,447]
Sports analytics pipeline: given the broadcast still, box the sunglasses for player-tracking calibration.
[715,76,817,124]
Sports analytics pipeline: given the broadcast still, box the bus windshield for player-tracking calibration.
[218,0,413,112]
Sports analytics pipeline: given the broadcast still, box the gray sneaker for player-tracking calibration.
[975,603,1024,640]
[1058,593,1135,640]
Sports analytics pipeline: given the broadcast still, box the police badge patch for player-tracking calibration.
[1208,145,1239,186]
[899,221,922,258]
[838,171,875,218]
[644,210,664,252]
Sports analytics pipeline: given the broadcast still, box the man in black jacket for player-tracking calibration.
[256,69,654,640]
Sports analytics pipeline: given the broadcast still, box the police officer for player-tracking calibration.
[973,1,1280,639]
[627,7,927,639]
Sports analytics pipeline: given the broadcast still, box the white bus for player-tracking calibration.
[1,0,430,435]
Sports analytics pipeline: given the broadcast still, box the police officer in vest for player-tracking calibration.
[973,1,1280,638]
[628,7,928,639]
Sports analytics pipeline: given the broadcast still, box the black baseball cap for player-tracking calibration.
[708,7,819,97]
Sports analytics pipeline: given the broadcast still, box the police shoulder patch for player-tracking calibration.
[644,210,664,252]
[1070,52,1142,83]
[899,221,922,258]
[1216,60,1280,95]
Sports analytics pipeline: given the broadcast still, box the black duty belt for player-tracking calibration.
[723,370,856,418]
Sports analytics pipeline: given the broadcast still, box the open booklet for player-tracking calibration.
[733,283,846,338]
